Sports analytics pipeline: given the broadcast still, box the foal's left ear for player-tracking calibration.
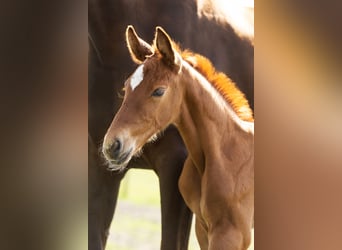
[155,27,182,72]
[126,25,153,64]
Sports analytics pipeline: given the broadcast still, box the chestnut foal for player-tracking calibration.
[102,26,254,250]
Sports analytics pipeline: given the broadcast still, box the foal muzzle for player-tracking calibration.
[102,137,134,170]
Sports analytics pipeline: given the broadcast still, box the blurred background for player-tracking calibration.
[0,0,341,250]
[88,0,254,249]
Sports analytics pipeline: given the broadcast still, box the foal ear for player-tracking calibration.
[126,25,153,64]
[155,27,182,72]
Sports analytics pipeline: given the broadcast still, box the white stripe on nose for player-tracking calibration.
[130,64,144,91]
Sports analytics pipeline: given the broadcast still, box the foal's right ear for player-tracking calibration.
[126,25,153,64]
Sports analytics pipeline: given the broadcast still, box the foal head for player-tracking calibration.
[102,26,184,169]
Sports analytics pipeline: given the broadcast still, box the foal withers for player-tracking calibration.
[103,26,254,249]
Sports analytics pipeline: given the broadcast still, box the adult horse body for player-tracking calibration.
[103,26,254,249]
[89,0,254,249]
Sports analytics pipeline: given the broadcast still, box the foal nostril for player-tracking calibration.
[107,138,122,158]
[113,139,121,152]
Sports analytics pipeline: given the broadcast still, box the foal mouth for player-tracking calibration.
[107,148,133,170]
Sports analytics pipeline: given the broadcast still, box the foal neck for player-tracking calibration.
[174,60,253,174]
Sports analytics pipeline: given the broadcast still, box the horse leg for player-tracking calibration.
[203,169,253,250]
[178,156,206,249]
[88,171,124,250]
[208,221,246,250]
[144,126,192,250]
[158,156,193,250]
[195,217,209,250]
[88,163,125,250]
[158,159,192,250]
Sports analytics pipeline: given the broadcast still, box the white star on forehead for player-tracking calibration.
[130,64,144,91]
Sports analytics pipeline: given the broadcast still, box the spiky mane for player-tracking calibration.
[181,50,254,122]
[151,38,253,122]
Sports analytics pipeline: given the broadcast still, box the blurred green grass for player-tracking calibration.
[118,169,161,206]
[106,169,200,250]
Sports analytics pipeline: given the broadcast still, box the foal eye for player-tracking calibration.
[151,87,166,97]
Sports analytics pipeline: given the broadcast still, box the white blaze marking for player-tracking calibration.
[130,64,144,91]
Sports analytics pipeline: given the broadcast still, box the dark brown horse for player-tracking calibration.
[88,0,254,249]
